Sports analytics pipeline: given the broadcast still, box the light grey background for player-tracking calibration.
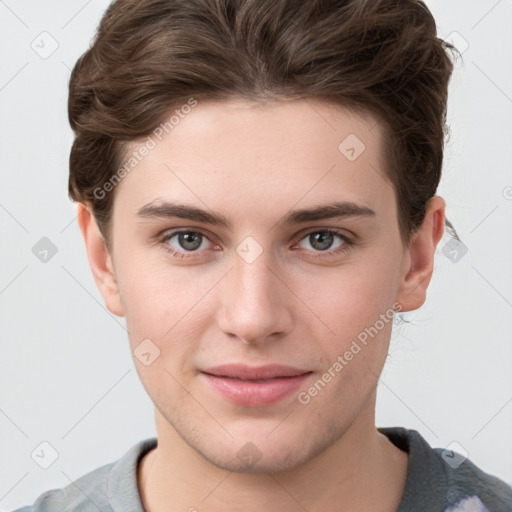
[1,0,511,509]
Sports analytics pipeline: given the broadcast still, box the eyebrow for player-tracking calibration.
[136,200,376,229]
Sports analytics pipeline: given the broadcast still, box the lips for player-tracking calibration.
[202,364,310,380]
[200,364,313,407]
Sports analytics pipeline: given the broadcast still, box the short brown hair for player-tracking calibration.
[68,0,457,248]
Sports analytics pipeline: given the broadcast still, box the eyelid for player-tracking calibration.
[294,226,355,242]
[158,227,352,245]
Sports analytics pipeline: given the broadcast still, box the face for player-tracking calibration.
[84,99,428,473]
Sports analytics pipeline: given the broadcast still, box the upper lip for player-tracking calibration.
[201,364,311,380]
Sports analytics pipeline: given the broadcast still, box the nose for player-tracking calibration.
[215,250,293,346]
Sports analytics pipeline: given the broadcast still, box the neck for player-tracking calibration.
[138,407,408,512]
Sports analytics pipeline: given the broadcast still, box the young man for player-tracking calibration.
[14,0,512,511]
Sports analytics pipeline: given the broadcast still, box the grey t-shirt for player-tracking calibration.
[12,427,512,512]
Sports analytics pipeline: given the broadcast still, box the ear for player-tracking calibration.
[76,203,125,317]
[395,196,445,312]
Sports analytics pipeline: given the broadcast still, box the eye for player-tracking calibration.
[159,230,216,258]
[157,228,354,260]
[295,229,353,258]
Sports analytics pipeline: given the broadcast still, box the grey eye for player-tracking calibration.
[174,232,204,251]
[308,231,335,251]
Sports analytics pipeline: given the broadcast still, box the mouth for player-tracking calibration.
[199,364,313,407]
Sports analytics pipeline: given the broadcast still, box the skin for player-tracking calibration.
[78,98,445,512]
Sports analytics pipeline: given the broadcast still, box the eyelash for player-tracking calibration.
[157,228,355,261]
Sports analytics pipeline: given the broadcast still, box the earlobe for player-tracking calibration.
[395,196,445,312]
[76,203,125,317]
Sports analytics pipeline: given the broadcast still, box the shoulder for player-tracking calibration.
[380,427,512,512]
[11,461,114,512]
[10,438,157,512]
[432,447,512,512]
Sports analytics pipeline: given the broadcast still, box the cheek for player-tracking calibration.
[115,250,185,321]
[116,259,218,359]
[115,229,402,355]
[287,250,401,379]
[296,259,399,333]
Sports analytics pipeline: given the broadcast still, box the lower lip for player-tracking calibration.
[200,372,312,407]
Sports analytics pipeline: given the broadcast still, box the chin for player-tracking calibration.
[203,443,308,474]
[190,422,334,475]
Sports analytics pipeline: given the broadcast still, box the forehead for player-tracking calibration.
[113,98,393,221]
